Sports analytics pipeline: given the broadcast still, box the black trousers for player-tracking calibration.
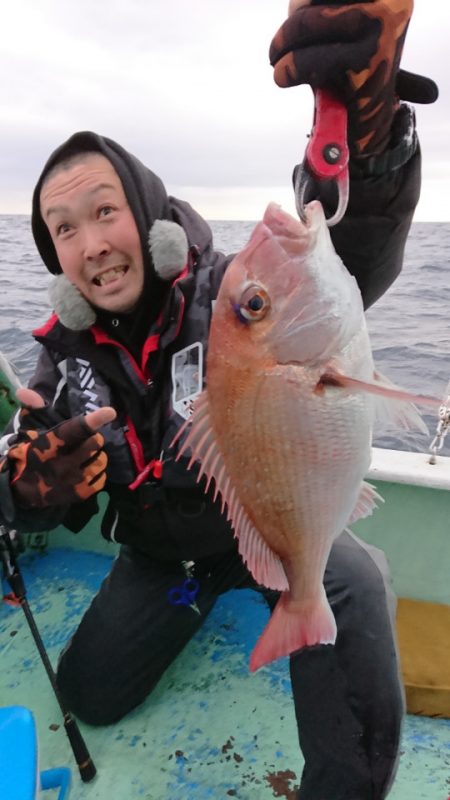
[56,531,404,800]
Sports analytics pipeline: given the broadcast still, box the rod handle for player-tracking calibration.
[64,715,97,783]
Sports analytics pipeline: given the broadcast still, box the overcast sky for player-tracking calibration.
[1,1,448,221]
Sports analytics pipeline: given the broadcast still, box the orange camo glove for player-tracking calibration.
[269,0,438,157]
[6,415,108,509]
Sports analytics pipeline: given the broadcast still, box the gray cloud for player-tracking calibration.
[1,1,448,219]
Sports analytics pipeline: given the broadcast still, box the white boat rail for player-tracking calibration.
[368,446,450,490]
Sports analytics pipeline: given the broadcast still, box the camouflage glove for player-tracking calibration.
[5,414,108,509]
[269,0,438,157]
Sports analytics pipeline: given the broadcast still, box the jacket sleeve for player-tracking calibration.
[327,106,421,310]
[0,346,98,534]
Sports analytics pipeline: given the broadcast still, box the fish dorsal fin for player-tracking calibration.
[174,390,289,591]
[347,480,384,526]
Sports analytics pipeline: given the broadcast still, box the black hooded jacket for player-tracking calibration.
[2,124,421,561]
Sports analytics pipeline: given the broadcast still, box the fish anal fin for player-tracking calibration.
[250,587,337,672]
[238,515,289,592]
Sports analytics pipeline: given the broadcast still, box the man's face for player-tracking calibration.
[40,154,145,314]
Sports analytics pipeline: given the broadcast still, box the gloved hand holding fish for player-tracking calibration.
[173,199,439,672]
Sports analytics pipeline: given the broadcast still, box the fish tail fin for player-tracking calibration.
[249,587,337,672]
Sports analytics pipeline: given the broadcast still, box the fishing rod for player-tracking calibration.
[0,524,97,783]
[0,352,97,783]
[1,351,96,782]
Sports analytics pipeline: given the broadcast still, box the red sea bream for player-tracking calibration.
[175,201,431,671]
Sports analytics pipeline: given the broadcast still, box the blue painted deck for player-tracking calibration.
[1,546,449,799]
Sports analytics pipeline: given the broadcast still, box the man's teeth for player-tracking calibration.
[94,266,127,286]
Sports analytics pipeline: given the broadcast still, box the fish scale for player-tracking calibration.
[217,366,362,538]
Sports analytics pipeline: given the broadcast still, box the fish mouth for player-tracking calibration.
[303,200,325,225]
[92,265,129,286]
[263,201,325,240]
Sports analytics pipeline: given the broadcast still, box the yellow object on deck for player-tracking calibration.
[397,597,450,718]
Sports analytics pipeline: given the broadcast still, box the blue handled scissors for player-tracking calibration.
[167,578,201,615]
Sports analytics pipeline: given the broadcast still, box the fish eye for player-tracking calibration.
[238,284,271,322]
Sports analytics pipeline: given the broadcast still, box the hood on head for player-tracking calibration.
[32,130,173,276]
[33,131,215,333]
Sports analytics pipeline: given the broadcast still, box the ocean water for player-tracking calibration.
[1,214,449,454]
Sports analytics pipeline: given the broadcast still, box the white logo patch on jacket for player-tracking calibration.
[171,342,203,420]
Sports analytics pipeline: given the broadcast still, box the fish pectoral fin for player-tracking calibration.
[347,480,384,526]
[370,370,431,434]
[316,367,438,434]
[172,387,289,592]
[249,587,337,672]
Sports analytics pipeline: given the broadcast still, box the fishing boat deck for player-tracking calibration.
[1,539,449,800]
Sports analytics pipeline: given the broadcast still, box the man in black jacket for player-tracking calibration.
[0,2,438,798]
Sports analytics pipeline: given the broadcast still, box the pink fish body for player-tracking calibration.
[176,202,427,671]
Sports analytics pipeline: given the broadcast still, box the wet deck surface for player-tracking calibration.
[1,547,449,799]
